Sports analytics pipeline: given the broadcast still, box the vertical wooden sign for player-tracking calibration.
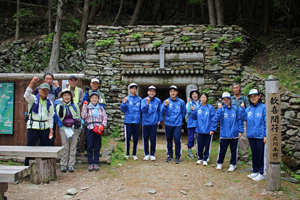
[266,93,281,163]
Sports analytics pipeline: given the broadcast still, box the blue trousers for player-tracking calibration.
[217,138,239,166]
[125,124,139,156]
[25,129,50,166]
[142,125,157,156]
[165,125,182,157]
[86,129,102,164]
[249,138,265,175]
[197,133,212,161]
[187,127,196,148]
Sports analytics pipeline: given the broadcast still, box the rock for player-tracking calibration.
[281,102,291,110]
[183,174,188,177]
[284,111,296,118]
[62,195,73,199]
[155,163,159,166]
[182,187,190,191]
[180,190,187,195]
[66,188,78,195]
[278,191,283,196]
[281,177,299,183]
[205,182,213,187]
[290,119,300,126]
[148,189,156,194]
[286,129,298,136]
[245,167,252,172]
[80,187,90,190]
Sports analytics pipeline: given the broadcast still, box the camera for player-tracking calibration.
[85,86,90,92]
[74,118,80,129]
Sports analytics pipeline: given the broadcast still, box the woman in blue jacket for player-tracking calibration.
[186,89,201,159]
[141,86,163,161]
[211,92,243,172]
[240,89,266,182]
[120,83,142,160]
[191,93,216,166]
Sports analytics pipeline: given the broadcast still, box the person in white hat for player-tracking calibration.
[56,88,80,173]
[211,92,243,172]
[82,78,106,108]
[141,85,163,161]
[120,83,142,160]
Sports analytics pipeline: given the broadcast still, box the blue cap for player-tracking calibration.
[89,92,99,98]
[148,85,156,91]
[129,83,138,89]
[169,85,178,91]
[248,89,260,96]
[222,92,231,99]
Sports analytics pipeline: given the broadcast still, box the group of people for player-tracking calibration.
[24,74,107,172]
[24,74,266,182]
[122,83,266,182]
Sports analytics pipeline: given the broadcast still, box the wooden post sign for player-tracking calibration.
[266,93,281,163]
[265,77,281,191]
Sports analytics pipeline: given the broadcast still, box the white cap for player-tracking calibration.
[169,85,178,91]
[248,89,260,96]
[222,92,231,99]
[129,83,138,88]
[91,78,99,83]
[148,85,156,90]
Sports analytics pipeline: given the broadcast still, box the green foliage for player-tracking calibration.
[61,31,79,51]
[205,25,212,32]
[109,30,115,35]
[44,33,54,44]
[101,83,108,87]
[111,123,121,138]
[233,75,241,83]
[111,144,127,161]
[153,41,162,47]
[13,8,38,21]
[217,36,227,43]
[96,38,115,46]
[60,16,81,51]
[181,36,191,46]
[210,43,219,50]
[8,160,23,166]
[222,87,232,93]
[209,59,219,65]
[188,28,193,32]
[124,29,129,34]
[242,81,256,96]
[200,88,210,94]
[229,36,243,43]
[114,80,122,85]
[131,33,142,39]
[285,146,294,157]
[207,98,214,105]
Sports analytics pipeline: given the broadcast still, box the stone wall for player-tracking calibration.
[85,24,260,134]
[242,66,300,170]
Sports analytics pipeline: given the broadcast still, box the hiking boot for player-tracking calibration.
[166,156,173,162]
[88,164,93,171]
[61,166,67,173]
[132,155,138,161]
[203,161,208,166]
[228,164,236,172]
[175,157,181,164]
[196,160,203,165]
[247,172,259,179]
[143,155,150,161]
[68,166,74,173]
[93,164,99,171]
[150,156,156,161]
[188,153,194,159]
[216,164,222,170]
[252,174,265,182]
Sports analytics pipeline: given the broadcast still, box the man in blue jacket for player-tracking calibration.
[161,85,187,164]
[141,85,163,161]
[212,92,243,171]
[120,83,142,160]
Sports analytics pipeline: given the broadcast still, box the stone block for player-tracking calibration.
[284,110,296,119]
[286,129,299,136]
[220,69,236,75]
[204,65,222,71]
[291,105,300,110]
[290,119,300,126]
[289,98,300,104]
[281,102,291,110]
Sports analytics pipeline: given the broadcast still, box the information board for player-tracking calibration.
[0,82,14,134]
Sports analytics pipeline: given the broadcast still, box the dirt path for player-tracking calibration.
[5,136,300,199]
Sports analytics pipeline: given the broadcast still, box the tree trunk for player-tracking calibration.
[112,0,123,26]
[78,0,90,43]
[48,0,66,73]
[128,0,143,25]
[215,0,224,25]
[48,0,53,34]
[73,0,81,16]
[262,0,271,32]
[15,0,20,40]
[151,0,160,24]
[89,2,100,23]
[207,0,216,25]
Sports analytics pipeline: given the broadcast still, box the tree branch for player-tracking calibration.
[2,0,48,8]
[112,0,123,26]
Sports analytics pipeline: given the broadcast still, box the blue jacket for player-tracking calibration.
[141,96,163,126]
[161,97,186,127]
[239,102,266,139]
[211,104,243,139]
[186,100,201,128]
[191,104,216,134]
[120,94,142,124]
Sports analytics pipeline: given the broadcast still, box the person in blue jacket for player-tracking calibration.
[240,89,266,182]
[161,85,187,164]
[185,89,201,159]
[141,85,163,161]
[211,92,243,171]
[191,93,216,166]
[120,83,142,160]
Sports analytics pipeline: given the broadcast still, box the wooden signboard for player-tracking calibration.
[266,93,281,163]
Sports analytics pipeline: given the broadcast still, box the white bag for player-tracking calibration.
[64,127,74,138]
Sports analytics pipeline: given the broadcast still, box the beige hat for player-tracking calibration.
[58,88,75,98]
[91,78,99,83]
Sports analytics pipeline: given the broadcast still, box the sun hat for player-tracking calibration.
[189,89,200,99]
[58,88,75,98]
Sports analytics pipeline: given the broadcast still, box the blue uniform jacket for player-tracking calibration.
[161,97,186,127]
[211,104,243,138]
[186,100,201,128]
[239,102,266,139]
[120,94,142,124]
[191,104,216,134]
[141,96,163,126]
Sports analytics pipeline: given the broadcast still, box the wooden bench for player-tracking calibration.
[0,146,64,184]
[0,166,31,200]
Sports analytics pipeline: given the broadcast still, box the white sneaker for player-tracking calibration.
[252,174,266,182]
[150,156,156,161]
[203,161,208,166]
[216,164,222,170]
[125,155,129,160]
[228,164,236,172]
[143,155,150,161]
[132,155,138,161]
[196,160,203,165]
[247,172,259,179]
